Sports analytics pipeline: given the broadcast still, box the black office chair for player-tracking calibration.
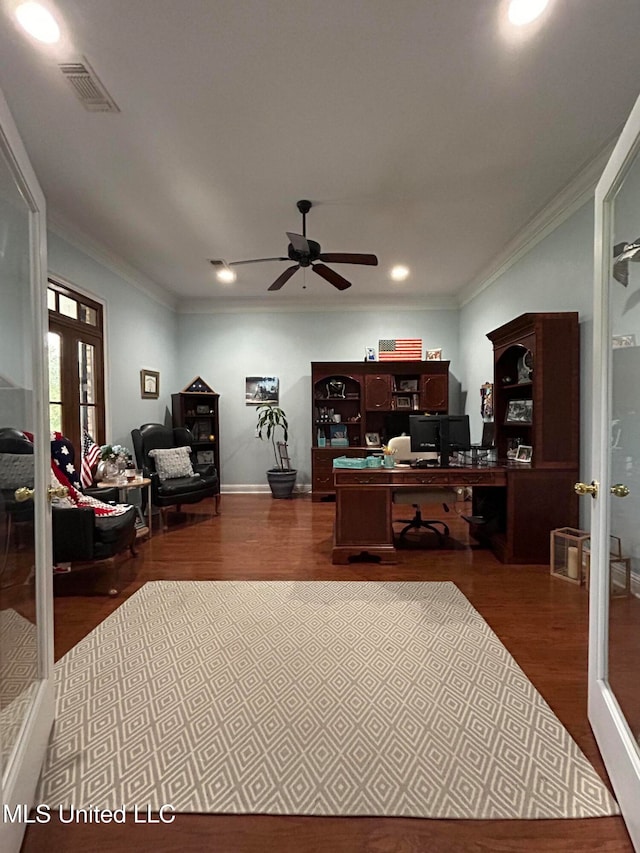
[386,435,455,545]
[131,423,220,529]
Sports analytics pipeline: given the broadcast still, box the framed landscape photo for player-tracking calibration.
[505,399,533,424]
[140,369,159,399]
[397,379,418,392]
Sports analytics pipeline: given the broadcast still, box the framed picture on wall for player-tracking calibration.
[140,369,159,399]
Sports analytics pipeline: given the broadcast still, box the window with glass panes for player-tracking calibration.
[47,280,105,455]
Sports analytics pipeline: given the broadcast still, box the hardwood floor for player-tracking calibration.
[21,494,634,852]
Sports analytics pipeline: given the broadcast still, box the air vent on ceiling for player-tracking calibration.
[58,58,120,113]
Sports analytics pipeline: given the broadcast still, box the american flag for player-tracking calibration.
[378,338,423,361]
[81,430,101,488]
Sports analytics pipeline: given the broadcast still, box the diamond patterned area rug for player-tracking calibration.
[38,580,618,819]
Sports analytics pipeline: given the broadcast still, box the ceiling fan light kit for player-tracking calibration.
[211,200,378,292]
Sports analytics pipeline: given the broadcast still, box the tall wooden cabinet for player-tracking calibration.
[311,360,449,500]
[482,312,580,563]
[171,376,220,477]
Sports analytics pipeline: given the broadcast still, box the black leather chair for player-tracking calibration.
[0,428,137,588]
[131,423,220,528]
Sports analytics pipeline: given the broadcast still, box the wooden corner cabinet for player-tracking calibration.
[311,360,449,500]
[482,312,580,562]
[171,376,220,477]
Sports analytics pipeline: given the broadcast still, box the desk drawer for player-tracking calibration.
[397,472,450,486]
[334,471,387,485]
[453,472,502,486]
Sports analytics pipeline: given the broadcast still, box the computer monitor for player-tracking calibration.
[409,414,471,467]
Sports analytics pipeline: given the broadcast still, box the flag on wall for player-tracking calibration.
[81,430,101,488]
[378,339,423,361]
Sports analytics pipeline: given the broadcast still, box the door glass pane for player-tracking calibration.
[58,293,77,319]
[47,288,56,312]
[79,341,95,404]
[608,150,640,737]
[79,304,96,326]
[0,139,38,778]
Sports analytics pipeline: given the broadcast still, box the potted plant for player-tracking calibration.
[256,403,297,498]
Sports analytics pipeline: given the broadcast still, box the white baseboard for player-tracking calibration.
[221,484,311,495]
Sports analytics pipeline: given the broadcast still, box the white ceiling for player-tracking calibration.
[2,0,640,310]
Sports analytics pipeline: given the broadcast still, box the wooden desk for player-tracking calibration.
[332,463,578,565]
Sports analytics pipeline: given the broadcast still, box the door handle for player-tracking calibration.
[14,486,69,502]
[610,483,630,497]
[574,480,599,499]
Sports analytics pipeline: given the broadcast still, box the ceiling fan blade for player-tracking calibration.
[286,232,310,253]
[229,257,288,266]
[318,253,378,266]
[312,263,352,291]
[268,264,300,291]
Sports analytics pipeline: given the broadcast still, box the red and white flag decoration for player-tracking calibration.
[81,430,101,488]
[378,339,423,361]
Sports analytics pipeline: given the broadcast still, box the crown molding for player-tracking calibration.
[47,213,178,312]
[457,134,619,308]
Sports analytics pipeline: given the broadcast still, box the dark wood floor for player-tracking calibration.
[21,494,634,852]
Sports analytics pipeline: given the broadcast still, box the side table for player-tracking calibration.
[97,477,152,538]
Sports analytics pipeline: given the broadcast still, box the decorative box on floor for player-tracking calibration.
[583,535,632,598]
[550,527,589,585]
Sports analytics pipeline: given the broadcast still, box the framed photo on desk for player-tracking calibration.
[365,432,381,447]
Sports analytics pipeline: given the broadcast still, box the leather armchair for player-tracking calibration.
[0,428,137,581]
[131,423,220,528]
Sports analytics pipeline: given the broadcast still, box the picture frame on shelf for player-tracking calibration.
[515,444,533,463]
[140,369,159,399]
[426,348,442,360]
[505,399,533,424]
[397,379,418,392]
[196,450,214,464]
[365,432,381,447]
[396,396,412,410]
[196,404,210,415]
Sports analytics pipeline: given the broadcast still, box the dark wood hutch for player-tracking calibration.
[311,360,449,500]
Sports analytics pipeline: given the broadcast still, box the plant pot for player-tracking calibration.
[266,468,297,499]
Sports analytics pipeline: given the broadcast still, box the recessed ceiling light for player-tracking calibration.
[15,2,60,43]
[390,265,410,282]
[508,0,549,26]
[216,267,237,284]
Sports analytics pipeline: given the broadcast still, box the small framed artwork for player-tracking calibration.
[505,399,533,424]
[426,348,442,360]
[365,347,376,361]
[365,432,381,447]
[396,396,412,409]
[397,379,418,392]
[197,450,214,464]
[515,445,533,463]
[140,369,159,399]
[246,376,279,405]
[196,404,210,415]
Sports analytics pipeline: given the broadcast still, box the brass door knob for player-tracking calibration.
[14,485,69,502]
[574,481,599,498]
[610,483,630,497]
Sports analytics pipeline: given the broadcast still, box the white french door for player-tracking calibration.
[590,89,640,849]
[0,87,55,853]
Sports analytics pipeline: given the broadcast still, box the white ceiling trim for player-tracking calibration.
[47,213,178,312]
[458,135,619,308]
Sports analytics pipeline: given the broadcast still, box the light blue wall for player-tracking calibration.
[459,200,595,526]
[176,310,460,488]
[47,232,179,452]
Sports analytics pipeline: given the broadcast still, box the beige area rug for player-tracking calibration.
[38,581,618,819]
[1,608,38,770]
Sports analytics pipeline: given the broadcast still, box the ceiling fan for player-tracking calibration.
[210,199,378,291]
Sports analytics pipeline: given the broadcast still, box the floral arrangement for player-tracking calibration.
[100,443,131,463]
[382,444,397,456]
